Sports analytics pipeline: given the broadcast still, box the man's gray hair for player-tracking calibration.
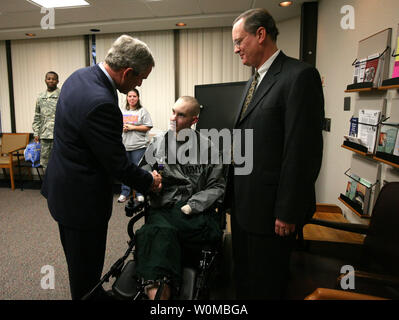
[105,35,155,74]
[233,8,279,42]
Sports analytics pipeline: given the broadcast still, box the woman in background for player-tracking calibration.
[118,89,153,203]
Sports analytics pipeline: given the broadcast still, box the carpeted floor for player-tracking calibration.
[0,186,140,300]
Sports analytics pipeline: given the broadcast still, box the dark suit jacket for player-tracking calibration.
[41,64,153,230]
[231,51,324,235]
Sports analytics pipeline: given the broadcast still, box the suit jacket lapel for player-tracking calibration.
[237,51,286,125]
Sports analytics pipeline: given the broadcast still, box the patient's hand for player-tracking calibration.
[150,170,162,192]
[181,204,192,215]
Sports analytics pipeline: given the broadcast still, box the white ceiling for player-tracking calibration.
[0,0,309,40]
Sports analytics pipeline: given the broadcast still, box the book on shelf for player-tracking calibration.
[353,58,367,84]
[376,123,399,154]
[349,117,358,137]
[393,130,399,156]
[345,173,360,201]
[392,36,399,79]
[363,53,380,86]
[358,109,381,153]
[345,173,372,216]
[344,135,366,147]
[355,178,372,216]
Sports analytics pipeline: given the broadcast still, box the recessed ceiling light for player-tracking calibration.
[279,1,293,7]
[176,22,186,27]
[27,0,90,9]
[25,33,36,37]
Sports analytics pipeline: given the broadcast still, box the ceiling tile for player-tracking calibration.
[198,0,252,14]
[144,0,202,17]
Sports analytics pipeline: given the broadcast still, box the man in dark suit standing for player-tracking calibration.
[41,35,162,300]
[230,9,324,299]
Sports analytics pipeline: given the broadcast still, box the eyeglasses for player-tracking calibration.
[233,35,247,48]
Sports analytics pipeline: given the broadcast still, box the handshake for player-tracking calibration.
[150,170,162,192]
[149,170,192,215]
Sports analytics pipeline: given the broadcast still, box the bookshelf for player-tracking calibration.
[338,195,371,219]
[341,144,399,167]
[340,28,396,220]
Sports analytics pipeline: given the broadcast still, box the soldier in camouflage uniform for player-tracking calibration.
[32,71,60,169]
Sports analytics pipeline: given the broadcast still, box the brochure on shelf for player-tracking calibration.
[376,123,399,154]
[358,109,381,153]
[349,117,358,137]
[344,135,366,146]
[364,53,380,85]
[353,58,367,84]
[394,130,399,156]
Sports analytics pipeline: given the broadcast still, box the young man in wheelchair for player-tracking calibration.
[135,96,226,299]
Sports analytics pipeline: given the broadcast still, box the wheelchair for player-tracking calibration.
[83,195,228,300]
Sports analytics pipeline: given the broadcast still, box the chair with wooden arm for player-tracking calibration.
[304,288,388,300]
[288,182,399,300]
[0,133,30,190]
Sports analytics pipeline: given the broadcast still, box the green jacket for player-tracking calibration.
[141,130,226,214]
[32,88,60,139]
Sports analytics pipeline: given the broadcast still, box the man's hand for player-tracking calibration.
[150,170,162,192]
[275,218,295,237]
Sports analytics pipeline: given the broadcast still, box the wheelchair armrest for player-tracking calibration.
[127,210,146,240]
[308,218,370,235]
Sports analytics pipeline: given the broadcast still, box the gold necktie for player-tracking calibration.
[239,72,259,121]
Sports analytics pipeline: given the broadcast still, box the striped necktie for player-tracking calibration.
[239,71,259,121]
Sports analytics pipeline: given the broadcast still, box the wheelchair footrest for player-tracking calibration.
[112,260,140,300]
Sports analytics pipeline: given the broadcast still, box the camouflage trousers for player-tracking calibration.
[40,139,53,168]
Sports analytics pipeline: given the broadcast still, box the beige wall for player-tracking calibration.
[277,16,301,59]
[0,15,300,134]
[316,0,399,222]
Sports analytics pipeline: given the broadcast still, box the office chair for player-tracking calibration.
[0,133,30,190]
[288,182,399,299]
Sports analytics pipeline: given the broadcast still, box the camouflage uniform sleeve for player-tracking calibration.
[32,96,42,137]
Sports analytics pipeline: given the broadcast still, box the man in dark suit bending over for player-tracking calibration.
[229,9,324,299]
[41,35,162,300]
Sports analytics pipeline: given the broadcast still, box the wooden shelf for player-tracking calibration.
[341,144,371,157]
[342,145,399,168]
[345,84,399,92]
[372,155,399,168]
[344,87,375,93]
[378,84,399,90]
[338,196,371,219]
